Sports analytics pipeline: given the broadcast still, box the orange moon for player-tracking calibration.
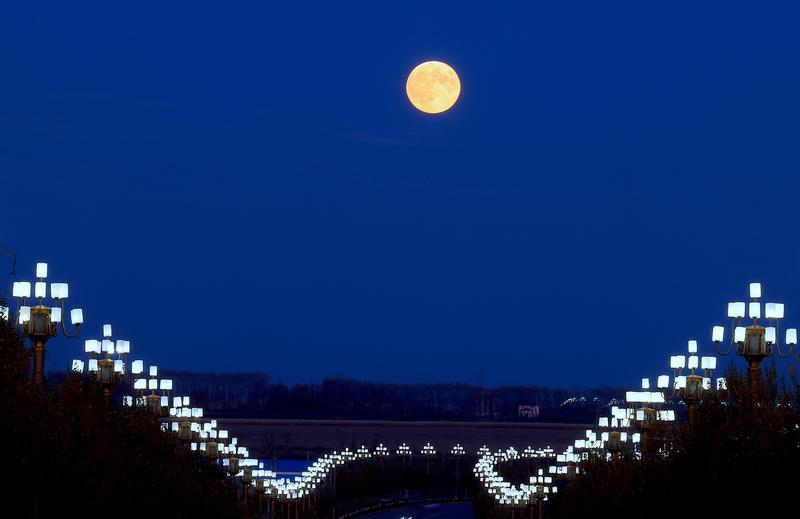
[406,61,461,114]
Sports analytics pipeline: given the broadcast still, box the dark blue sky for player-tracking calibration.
[2,1,799,388]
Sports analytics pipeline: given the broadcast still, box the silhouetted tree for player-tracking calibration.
[550,362,800,519]
[0,319,241,518]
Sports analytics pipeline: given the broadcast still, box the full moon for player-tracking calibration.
[406,61,461,114]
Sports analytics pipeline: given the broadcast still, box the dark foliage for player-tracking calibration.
[0,319,241,518]
[550,361,800,518]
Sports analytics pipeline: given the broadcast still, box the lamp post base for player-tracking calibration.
[33,339,45,387]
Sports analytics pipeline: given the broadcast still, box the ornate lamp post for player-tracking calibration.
[450,444,465,499]
[12,262,84,385]
[712,282,797,381]
[421,442,437,476]
[79,324,135,401]
[397,442,412,468]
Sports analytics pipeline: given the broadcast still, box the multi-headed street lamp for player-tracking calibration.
[712,282,797,380]
[78,324,134,400]
[12,262,84,385]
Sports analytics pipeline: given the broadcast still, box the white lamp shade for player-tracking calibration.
[148,379,158,390]
[765,327,776,344]
[51,283,69,299]
[670,355,686,369]
[12,281,31,298]
[71,359,84,372]
[598,417,608,427]
[131,360,143,374]
[149,366,158,377]
[775,303,785,319]
[116,340,130,354]
[70,308,83,325]
[688,356,699,370]
[712,325,724,342]
[641,378,650,389]
[36,262,48,278]
[160,379,173,391]
[687,340,698,353]
[657,375,669,388]
[182,396,190,406]
[173,396,182,407]
[765,303,776,319]
[734,326,746,343]
[50,307,62,323]
[748,302,761,319]
[674,376,687,389]
[786,328,798,345]
[103,324,112,338]
[102,340,114,354]
[749,282,762,298]
[88,359,98,372]
[134,379,146,390]
[221,429,231,440]
[160,396,168,407]
[701,356,717,370]
[171,422,179,432]
[717,377,727,390]
[34,282,46,298]
[650,392,665,404]
[702,377,711,390]
[113,359,124,373]
[19,306,31,323]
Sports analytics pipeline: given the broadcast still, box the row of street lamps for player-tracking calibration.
[4,264,798,516]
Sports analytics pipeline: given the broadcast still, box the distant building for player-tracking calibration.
[518,404,540,419]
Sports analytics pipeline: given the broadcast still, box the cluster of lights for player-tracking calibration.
[713,282,797,361]
[522,446,555,459]
[9,269,797,507]
[374,443,389,456]
[11,263,85,331]
[421,442,437,456]
[473,451,557,508]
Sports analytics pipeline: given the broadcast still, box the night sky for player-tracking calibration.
[2,1,800,388]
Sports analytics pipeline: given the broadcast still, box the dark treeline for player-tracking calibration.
[160,369,624,422]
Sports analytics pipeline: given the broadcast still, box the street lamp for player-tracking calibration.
[75,324,138,401]
[712,282,797,380]
[666,341,719,411]
[12,262,84,385]
[421,442,436,474]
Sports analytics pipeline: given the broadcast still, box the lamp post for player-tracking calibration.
[712,282,797,382]
[79,324,135,401]
[12,262,84,386]
[450,444,465,499]
[421,442,436,474]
